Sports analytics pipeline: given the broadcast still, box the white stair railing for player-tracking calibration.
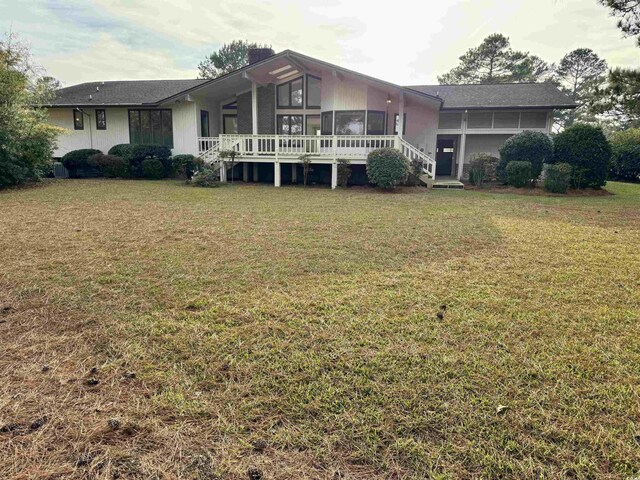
[198,138,221,164]
[397,137,436,179]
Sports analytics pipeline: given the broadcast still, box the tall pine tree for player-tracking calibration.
[438,34,550,84]
[554,49,608,128]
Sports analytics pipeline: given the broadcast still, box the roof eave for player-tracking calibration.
[441,104,578,111]
[41,102,160,108]
[158,50,444,106]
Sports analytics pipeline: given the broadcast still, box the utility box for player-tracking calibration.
[53,162,69,178]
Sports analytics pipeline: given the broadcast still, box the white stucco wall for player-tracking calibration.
[47,102,199,158]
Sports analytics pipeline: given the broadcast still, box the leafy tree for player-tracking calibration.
[553,49,608,128]
[438,33,550,84]
[198,40,271,79]
[591,2,640,127]
[609,128,640,179]
[37,75,62,91]
[0,32,61,188]
[599,0,640,45]
[590,67,640,128]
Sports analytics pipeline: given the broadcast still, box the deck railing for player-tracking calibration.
[213,134,397,159]
[197,134,436,178]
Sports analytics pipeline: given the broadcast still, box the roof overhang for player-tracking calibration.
[441,104,578,111]
[160,50,444,107]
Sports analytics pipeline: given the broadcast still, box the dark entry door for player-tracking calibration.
[436,139,455,177]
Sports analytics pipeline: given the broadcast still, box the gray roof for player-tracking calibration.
[47,79,208,107]
[407,83,577,110]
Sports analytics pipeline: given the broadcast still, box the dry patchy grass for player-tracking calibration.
[1,179,639,479]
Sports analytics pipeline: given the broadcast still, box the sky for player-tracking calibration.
[2,0,639,87]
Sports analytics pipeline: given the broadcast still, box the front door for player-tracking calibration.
[436,138,455,177]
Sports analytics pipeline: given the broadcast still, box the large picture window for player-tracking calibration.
[73,109,84,130]
[96,109,106,130]
[200,110,210,137]
[277,77,303,108]
[321,111,333,135]
[128,109,173,147]
[277,115,303,135]
[223,114,237,134]
[306,75,321,109]
[366,111,385,135]
[335,110,365,135]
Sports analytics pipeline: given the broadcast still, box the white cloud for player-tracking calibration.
[45,34,197,84]
[2,0,639,86]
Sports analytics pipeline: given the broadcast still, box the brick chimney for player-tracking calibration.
[248,48,275,65]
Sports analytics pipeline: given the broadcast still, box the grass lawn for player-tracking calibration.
[1,179,639,480]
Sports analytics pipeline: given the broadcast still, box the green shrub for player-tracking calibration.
[553,124,611,188]
[61,149,102,171]
[404,157,425,186]
[468,153,499,187]
[505,161,532,188]
[107,144,134,159]
[543,163,572,194]
[1,125,59,187]
[337,159,351,187]
[190,167,220,188]
[107,144,172,177]
[141,158,165,179]
[366,148,410,189]
[498,131,553,182]
[609,128,640,181]
[172,154,202,179]
[89,153,128,178]
[35,161,55,179]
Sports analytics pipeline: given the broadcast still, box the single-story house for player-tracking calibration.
[45,48,576,187]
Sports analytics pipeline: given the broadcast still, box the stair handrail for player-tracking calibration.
[397,137,436,179]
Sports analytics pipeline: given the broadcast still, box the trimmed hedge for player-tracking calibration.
[61,149,102,172]
[498,131,553,182]
[107,144,172,177]
[172,154,202,179]
[366,148,410,189]
[610,128,640,181]
[88,153,128,178]
[543,163,572,194]
[141,158,165,179]
[505,161,532,188]
[106,144,134,159]
[553,124,611,188]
